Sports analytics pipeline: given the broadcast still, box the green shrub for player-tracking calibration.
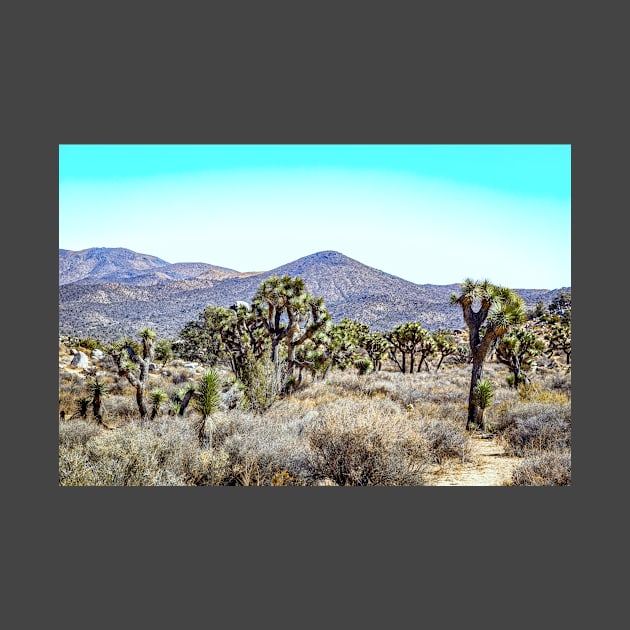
[239,352,288,414]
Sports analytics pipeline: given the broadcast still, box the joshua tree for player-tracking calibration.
[310,318,367,380]
[543,317,572,366]
[252,275,330,374]
[358,332,390,372]
[109,328,157,420]
[386,322,432,373]
[222,303,268,378]
[86,377,108,425]
[193,369,221,446]
[432,328,457,370]
[179,304,267,379]
[414,327,436,372]
[354,357,372,375]
[451,279,526,429]
[495,328,546,388]
[154,339,174,367]
[385,325,410,373]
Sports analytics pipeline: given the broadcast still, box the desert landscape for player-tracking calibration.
[59,248,571,487]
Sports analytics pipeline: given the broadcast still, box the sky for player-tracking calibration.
[59,144,571,289]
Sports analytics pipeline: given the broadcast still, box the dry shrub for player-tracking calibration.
[59,418,102,449]
[218,410,312,485]
[516,380,571,405]
[270,469,305,486]
[106,377,135,396]
[305,398,431,486]
[497,401,571,457]
[59,353,571,486]
[550,372,571,394]
[418,420,472,464]
[58,416,230,486]
[181,447,230,486]
[101,394,139,422]
[169,367,193,385]
[58,372,89,414]
[511,450,571,486]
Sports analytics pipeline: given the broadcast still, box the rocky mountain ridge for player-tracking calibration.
[59,247,253,286]
[59,247,570,342]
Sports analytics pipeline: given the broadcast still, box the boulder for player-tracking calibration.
[70,351,89,369]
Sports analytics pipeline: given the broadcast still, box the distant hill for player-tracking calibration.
[59,247,570,342]
[59,247,248,286]
[59,247,169,285]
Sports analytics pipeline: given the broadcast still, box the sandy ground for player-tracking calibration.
[427,434,518,486]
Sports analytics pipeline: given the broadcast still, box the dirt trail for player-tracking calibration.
[428,434,518,486]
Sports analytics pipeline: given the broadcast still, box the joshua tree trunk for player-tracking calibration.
[513,360,524,388]
[196,416,207,446]
[135,385,148,419]
[93,398,104,425]
[178,388,195,416]
[467,359,484,430]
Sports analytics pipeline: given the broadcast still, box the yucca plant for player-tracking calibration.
[472,379,494,431]
[71,396,91,420]
[354,357,372,376]
[149,388,168,420]
[194,369,221,446]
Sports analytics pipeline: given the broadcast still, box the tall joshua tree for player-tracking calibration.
[451,279,526,429]
[252,275,330,373]
[110,328,157,420]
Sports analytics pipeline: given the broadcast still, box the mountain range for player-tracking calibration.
[59,247,570,342]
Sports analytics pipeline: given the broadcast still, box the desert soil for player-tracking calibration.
[427,434,518,486]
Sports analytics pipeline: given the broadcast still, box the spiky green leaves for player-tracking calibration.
[472,379,494,410]
[149,388,168,419]
[87,377,108,399]
[87,377,108,421]
[496,328,547,387]
[453,279,526,348]
[195,369,221,420]
[486,291,526,334]
[72,396,91,419]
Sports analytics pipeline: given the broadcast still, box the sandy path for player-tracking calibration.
[428,434,518,486]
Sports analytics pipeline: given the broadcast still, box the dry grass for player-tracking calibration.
[58,349,571,486]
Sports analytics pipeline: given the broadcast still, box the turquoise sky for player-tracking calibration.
[59,144,571,289]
